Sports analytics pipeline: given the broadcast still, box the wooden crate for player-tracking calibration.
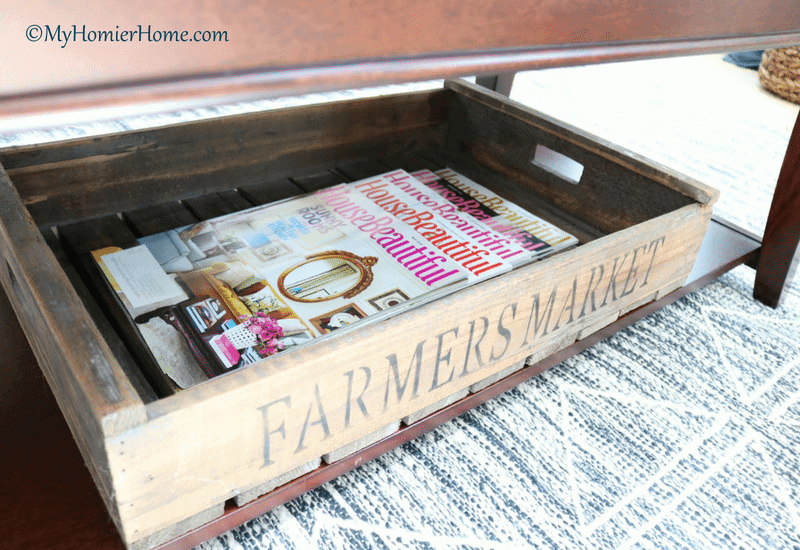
[0,80,717,549]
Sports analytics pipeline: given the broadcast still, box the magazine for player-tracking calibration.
[92,169,577,389]
[410,167,578,258]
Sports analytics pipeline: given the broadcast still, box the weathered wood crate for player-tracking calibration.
[0,80,717,549]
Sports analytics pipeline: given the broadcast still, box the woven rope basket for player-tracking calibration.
[759,47,800,104]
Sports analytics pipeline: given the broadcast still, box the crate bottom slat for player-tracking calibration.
[124,202,200,238]
[402,389,469,425]
[233,458,322,507]
[238,178,305,206]
[182,190,255,220]
[322,422,401,463]
[469,358,527,393]
[132,501,225,550]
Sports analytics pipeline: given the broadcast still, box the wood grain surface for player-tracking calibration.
[3,1,800,117]
[754,108,800,307]
[1,90,447,227]
[0,283,126,550]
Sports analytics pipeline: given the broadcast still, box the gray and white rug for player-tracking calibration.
[3,55,798,550]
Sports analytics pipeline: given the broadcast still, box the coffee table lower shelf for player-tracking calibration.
[0,216,760,550]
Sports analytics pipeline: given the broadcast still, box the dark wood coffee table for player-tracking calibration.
[2,2,799,548]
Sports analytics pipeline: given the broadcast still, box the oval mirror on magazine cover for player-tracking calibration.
[277,250,377,302]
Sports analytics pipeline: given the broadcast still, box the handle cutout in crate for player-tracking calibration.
[531,144,584,184]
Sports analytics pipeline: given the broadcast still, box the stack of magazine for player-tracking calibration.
[93,168,577,389]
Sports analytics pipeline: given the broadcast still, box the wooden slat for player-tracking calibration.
[239,178,304,206]
[290,170,348,192]
[335,159,394,182]
[183,190,255,220]
[378,153,440,173]
[58,214,140,250]
[123,202,198,236]
[413,151,446,170]
[333,154,437,182]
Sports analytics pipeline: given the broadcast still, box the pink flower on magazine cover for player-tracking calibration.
[239,312,284,356]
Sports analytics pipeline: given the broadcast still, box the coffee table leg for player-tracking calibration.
[754,108,800,308]
[475,72,516,96]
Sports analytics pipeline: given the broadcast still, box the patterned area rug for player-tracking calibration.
[3,55,798,550]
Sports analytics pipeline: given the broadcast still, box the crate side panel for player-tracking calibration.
[443,80,718,235]
[0,91,450,170]
[444,79,719,207]
[110,203,711,544]
[6,91,450,227]
[0,169,147,432]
